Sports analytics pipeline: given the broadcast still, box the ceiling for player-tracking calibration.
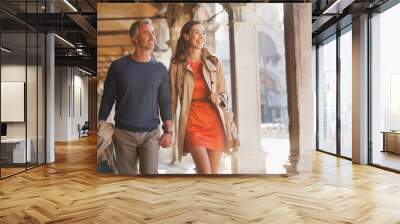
[0,0,97,74]
[1,32,45,65]
[312,0,391,44]
[2,0,397,76]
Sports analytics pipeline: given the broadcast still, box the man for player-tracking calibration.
[98,19,173,174]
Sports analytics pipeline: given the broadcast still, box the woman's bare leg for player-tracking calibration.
[189,146,211,174]
[207,149,223,174]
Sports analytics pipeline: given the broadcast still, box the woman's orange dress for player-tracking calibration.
[185,59,225,151]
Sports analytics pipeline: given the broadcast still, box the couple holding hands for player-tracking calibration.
[99,19,232,175]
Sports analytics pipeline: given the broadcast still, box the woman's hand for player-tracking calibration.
[209,93,220,105]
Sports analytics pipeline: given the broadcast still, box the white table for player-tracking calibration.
[1,138,31,163]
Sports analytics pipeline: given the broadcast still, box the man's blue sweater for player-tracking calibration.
[98,55,172,132]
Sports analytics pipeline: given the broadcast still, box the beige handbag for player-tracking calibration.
[208,62,240,153]
[209,81,240,153]
[224,110,240,153]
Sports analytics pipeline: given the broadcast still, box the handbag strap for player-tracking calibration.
[208,69,215,95]
[209,70,230,112]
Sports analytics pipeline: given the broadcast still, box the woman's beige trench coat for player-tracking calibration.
[169,50,230,161]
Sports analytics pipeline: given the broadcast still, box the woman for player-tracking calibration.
[169,21,230,174]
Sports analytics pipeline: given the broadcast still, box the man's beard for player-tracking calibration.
[141,42,155,50]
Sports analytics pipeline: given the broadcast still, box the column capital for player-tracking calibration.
[225,3,258,23]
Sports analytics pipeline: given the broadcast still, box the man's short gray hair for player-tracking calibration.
[129,18,153,38]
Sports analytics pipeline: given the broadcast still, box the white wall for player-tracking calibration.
[55,67,89,141]
[72,72,89,138]
[55,67,69,141]
[1,65,31,138]
[1,64,46,163]
[1,65,26,146]
[1,65,36,137]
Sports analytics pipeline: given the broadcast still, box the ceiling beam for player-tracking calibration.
[67,13,97,38]
[322,0,356,14]
[55,55,96,70]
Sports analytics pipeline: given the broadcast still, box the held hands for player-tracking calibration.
[160,120,173,148]
[159,132,173,148]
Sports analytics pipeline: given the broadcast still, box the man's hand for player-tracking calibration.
[159,133,172,148]
[160,120,173,148]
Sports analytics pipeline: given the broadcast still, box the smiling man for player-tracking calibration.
[98,19,173,174]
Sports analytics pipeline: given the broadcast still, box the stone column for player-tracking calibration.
[153,18,172,68]
[283,3,313,174]
[227,3,267,174]
[167,3,190,57]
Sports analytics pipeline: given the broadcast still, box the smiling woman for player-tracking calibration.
[169,21,228,174]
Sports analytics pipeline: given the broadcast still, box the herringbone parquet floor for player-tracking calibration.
[0,135,399,223]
